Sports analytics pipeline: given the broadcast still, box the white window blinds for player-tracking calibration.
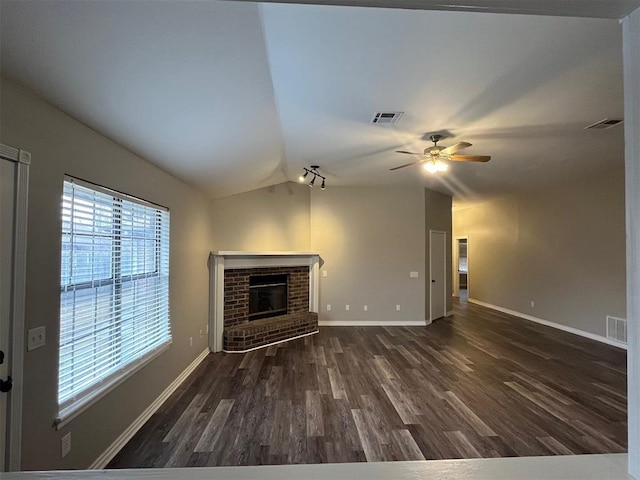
[58,178,171,421]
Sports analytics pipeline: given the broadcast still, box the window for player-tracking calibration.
[57,177,170,422]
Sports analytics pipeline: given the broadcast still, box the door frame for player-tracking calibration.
[0,144,30,471]
[429,230,447,322]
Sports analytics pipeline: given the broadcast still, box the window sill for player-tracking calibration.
[55,340,171,430]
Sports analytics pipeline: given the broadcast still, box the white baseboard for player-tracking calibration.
[319,320,428,326]
[223,330,318,353]
[89,348,211,469]
[468,298,627,350]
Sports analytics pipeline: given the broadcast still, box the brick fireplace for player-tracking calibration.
[208,252,320,353]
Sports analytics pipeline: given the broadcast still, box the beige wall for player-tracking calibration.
[1,79,214,470]
[425,189,453,317]
[453,167,626,337]
[311,187,427,323]
[210,182,310,251]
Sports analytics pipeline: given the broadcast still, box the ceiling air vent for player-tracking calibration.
[584,118,623,130]
[371,111,403,124]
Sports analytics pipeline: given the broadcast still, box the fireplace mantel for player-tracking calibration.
[208,251,320,352]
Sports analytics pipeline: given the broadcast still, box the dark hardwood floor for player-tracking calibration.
[107,299,627,468]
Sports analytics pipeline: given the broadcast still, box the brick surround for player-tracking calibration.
[223,266,317,351]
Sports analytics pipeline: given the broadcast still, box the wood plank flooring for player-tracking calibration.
[107,299,627,468]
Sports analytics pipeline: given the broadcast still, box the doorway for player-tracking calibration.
[453,237,468,302]
[429,230,447,321]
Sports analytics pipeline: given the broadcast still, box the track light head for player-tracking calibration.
[321,178,326,190]
[298,170,309,183]
[309,175,316,187]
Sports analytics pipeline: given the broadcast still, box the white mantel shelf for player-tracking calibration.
[208,252,321,352]
[212,251,320,256]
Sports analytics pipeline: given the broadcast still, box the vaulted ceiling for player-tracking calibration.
[1,0,634,203]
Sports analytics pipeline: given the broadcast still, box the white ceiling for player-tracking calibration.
[0,0,632,203]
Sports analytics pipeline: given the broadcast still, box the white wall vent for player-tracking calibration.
[371,112,403,124]
[606,315,627,344]
[585,118,623,130]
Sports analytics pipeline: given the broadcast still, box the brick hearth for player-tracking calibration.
[224,312,319,351]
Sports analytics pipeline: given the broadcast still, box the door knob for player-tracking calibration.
[0,376,12,393]
[432,279,436,283]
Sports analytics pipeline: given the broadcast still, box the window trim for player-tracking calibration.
[54,342,170,429]
[56,177,171,427]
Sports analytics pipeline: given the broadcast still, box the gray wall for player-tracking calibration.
[453,168,626,337]
[425,189,453,317]
[311,187,427,323]
[209,182,310,251]
[1,79,214,470]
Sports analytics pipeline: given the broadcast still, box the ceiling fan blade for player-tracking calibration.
[441,142,472,155]
[389,160,424,171]
[450,154,491,163]
[395,150,424,156]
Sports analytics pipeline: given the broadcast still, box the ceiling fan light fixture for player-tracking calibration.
[424,160,439,174]
[423,159,448,174]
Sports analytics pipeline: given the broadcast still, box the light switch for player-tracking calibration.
[323,270,328,278]
[27,326,46,351]
[410,271,419,278]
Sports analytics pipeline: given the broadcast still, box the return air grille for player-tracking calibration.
[585,118,623,130]
[606,315,627,344]
[371,111,403,124]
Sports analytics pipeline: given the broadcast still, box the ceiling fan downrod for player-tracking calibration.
[430,134,443,145]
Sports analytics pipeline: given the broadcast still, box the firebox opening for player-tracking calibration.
[248,274,288,321]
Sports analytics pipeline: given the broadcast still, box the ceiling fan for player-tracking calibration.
[390,134,491,173]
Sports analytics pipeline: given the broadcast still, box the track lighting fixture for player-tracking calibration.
[298,165,326,190]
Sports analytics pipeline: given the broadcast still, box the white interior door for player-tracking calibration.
[430,230,446,321]
[0,157,17,471]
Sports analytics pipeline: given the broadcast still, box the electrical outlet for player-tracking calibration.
[410,271,419,278]
[189,337,193,347]
[27,326,46,351]
[364,305,368,311]
[396,304,401,311]
[326,304,332,311]
[345,304,350,311]
[530,301,535,308]
[199,329,203,338]
[61,432,71,458]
